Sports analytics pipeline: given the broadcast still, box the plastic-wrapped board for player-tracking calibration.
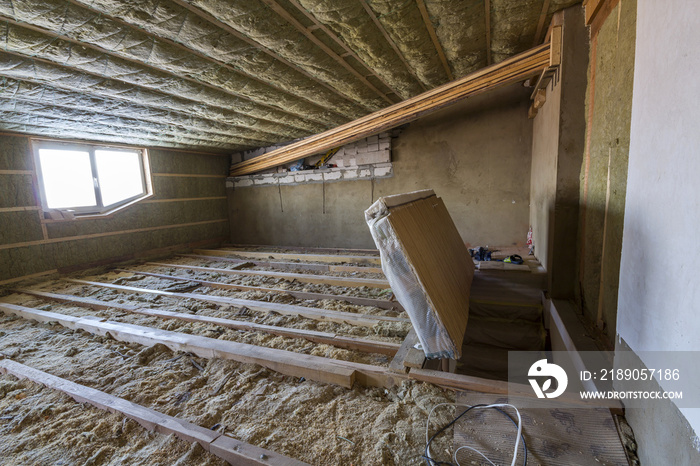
[365,190,474,359]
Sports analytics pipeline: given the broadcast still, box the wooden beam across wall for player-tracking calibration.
[115,269,401,311]
[0,359,309,466]
[146,262,390,289]
[65,279,409,327]
[13,289,400,356]
[229,41,552,176]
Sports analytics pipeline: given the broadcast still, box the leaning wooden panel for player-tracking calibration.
[0,359,308,466]
[366,190,474,359]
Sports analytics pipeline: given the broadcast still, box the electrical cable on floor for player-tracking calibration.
[423,403,527,466]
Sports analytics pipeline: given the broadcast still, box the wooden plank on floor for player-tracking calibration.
[0,302,404,389]
[115,269,402,311]
[0,302,351,388]
[13,289,401,356]
[182,253,384,274]
[197,249,382,266]
[0,359,308,466]
[225,244,380,255]
[65,279,410,327]
[147,262,391,289]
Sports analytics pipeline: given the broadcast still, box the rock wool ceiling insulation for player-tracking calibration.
[0,0,579,152]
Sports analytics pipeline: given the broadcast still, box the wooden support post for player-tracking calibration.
[65,279,410,327]
[146,262,390,289]
[0,359,308,466]
[13,289,401,356]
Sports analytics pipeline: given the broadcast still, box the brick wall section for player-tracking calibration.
[228,133,393,188]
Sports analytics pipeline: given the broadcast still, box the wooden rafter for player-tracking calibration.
[357,0,428,92]
[166,0,375,113]
[0,16,328,131]
[230,41,553,176]
[259,0,397,104]
[415,0,453,80]
[485,0,492,65]
[61,0,357,120]
[284,0,402,102]
[533,0,552,46]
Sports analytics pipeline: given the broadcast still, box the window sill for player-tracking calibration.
[41,193,154,223]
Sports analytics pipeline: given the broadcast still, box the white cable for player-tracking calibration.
[454,445,497,466]
[425,403,523,466]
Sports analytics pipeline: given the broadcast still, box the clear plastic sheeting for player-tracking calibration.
[365,189,473,359]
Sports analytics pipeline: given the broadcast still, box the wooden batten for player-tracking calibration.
[13,289,400,356]
[0,359,308,466]
[146,262,390,289]
[183,253,384,274]
[64,279,409,327]
[115,269,401,310]
[196,249,382,266]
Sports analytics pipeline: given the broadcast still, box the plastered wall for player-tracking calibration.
[0,135,230,282]
[228,84,533,249]
[617,0,700,462]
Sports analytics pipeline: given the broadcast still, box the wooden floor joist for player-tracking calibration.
[0,359,308,466]
[115,269,402,311]
[13,289,401,356]
[0,302,402,389]
[147,262,390,289]
[229,38,556,176]
[185,253,384,275]
[65,279,409,327]
[196,249,382,266]
[225,244,380,256]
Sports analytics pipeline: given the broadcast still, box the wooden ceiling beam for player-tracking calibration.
[265,0,398,104]
[166,0,375,112]
[485,0,492,65]
[533,0,552,46]
[415,0,454,80]
[230,41,554,176]
[357,0,428,92]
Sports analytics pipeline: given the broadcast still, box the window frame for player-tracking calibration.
[31,138,153,218]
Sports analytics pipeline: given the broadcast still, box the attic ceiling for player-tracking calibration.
[0,0,579,152]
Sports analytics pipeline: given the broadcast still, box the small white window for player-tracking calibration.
[33,140,152,217]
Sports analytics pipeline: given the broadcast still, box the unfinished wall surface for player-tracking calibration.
[0,135,229,283]
[228,84,533,248]
[529,6,588,298]
[617,0,700,462]
[575,0,636,341]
